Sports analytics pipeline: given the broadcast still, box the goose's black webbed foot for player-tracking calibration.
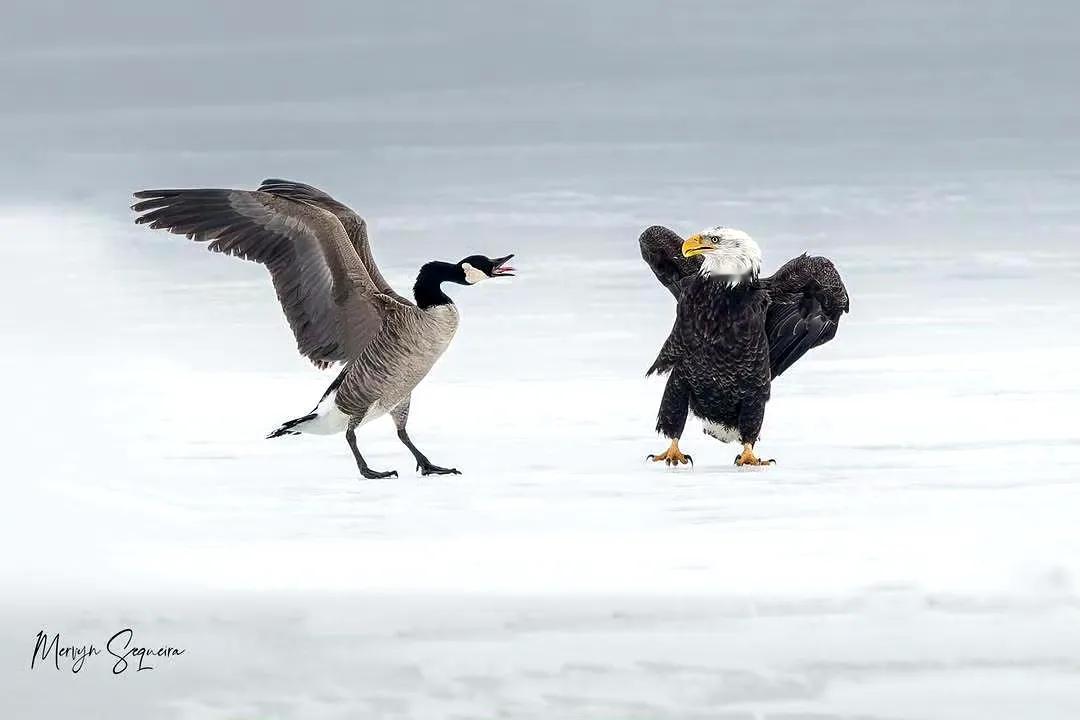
[417,462,461,476]
[359,467,399,480]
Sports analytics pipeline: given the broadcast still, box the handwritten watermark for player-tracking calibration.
[31,629,186,674]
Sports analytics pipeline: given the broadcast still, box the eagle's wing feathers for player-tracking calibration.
[761,253,849,378]
[132,187,387,368]
[639,225,702,299]
[646,330,680,377]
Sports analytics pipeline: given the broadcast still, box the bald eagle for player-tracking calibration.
[640,225,849,466]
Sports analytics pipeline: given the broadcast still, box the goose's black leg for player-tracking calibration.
[391,397,460,476]
[346,425,397,480]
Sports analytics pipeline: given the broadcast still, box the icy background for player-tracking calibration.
[3,1,1080,717]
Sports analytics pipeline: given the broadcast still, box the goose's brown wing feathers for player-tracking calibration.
[257,179,411,305]
[132,187,387,367]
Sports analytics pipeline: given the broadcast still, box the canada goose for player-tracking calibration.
[132,178,515,479]
[639,225,848,466]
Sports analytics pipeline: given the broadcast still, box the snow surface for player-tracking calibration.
[3,176,1080,718]
[7,3,1080,714]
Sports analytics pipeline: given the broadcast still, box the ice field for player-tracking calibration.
[4,2,1080,717]
[4,169,1080,718]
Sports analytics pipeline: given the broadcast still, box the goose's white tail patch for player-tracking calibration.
[297,391,350,435]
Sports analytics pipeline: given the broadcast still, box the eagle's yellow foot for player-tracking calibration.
[647,439,693,467]
[734,443,775,467]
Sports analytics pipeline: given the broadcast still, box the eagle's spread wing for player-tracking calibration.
[257,179,412,305]
[639,225,702,298]
[132,186,390,368]
[761,253,850,378]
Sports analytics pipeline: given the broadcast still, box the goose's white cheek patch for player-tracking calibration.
[461,263,488,284]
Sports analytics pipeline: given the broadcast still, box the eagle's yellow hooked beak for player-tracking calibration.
[681,234,712,258]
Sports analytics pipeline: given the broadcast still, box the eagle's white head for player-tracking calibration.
[681,226,761,283]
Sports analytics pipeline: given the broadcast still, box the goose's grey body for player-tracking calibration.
[132,178,514,479]
[311,303,460,433]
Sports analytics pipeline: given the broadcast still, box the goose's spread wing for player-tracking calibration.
[761,254,850,378]
[257,178,411,305]
[639,225,702,298]
[132,187,389,367]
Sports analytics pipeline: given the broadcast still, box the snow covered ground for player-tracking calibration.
[3,175,1080,718]
[5,2,1080,716]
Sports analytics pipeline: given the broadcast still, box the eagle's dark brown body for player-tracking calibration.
[649,274,772,445]
[639,225,849,462]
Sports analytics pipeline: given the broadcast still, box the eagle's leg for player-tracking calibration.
[648,438,693,466]
[391,397,461,476]
[647,375,693,466]
[734,442,775,467]
[734,398,774,466]
[346,423,398,480]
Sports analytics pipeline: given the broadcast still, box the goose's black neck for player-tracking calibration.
[413,261,464,309]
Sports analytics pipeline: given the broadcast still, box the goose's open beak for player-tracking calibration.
[491,254,516,277]
[681,234,712,258]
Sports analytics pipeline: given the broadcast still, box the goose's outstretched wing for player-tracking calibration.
[761,254,850,378]
[639,225,702,299]
[257,178,411,305]
[132,186,390,368]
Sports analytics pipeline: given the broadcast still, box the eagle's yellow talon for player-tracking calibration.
[734,443,774,467]
[648,439,693,467]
